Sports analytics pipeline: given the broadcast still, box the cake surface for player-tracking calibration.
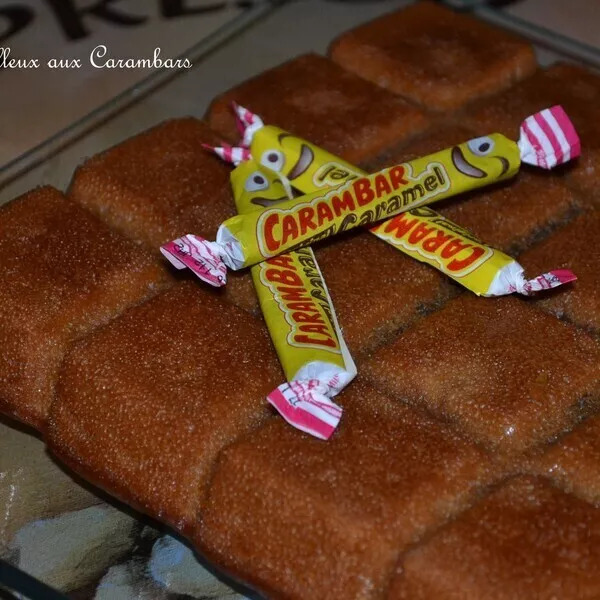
[521,208,600,332]
[69,117,258,314]
[364,295,600,455]
[0,186,169,429]
[198,380,492,600]
[329,0,537,111]
[3,4,600,599]
[47,282,282,533]
[388,476,600,599]
[206,53,430,165]
[315,230,453,358]
[530,414,600,505]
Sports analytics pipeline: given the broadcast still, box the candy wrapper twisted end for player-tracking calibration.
[487,261,577,297]
[232,102,264,148]
[160,234,236,287]
[202,142,251,167]
[267,380,343,440]
[518,105,580,169]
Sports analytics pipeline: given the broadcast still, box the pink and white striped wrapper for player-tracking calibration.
[518,105,581,169]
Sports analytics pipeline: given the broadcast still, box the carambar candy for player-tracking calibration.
[233,105,581,297]
[161,105,580,296]
[220,147,356,440]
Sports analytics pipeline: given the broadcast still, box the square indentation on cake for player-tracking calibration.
[0,187,170,429]
[465,63,600,198]
[314,230,453,358]
[388,475,600,600]
[375,125,577,253]
[329,0,536,112]
[206,53,430,166]
[529,414,600,505]
[364,295,600,455]
[519,209,600,333]
[69,118,258,314]
[46,282,282,533]
[197,380,491,600]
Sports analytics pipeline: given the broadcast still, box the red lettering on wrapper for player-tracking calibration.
[317,202,334,226]
[281,215,299,246]
[381,213,418,238]
[264,213,280,253]
[353,178,375,207]
[441,239,471,259]
[374,173,392,198]
[331,191,355,217]
[294,334,337,348]
[447,246,487,272]
[389,165,408,189]
[265,268,303,287]
[408,223,435,245]
[422,231,453,253]
[298,207,316,235]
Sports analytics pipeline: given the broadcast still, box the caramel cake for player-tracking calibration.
[47,282,282,533]
[69,118,258,314]
[0,186,170,430]
[387,476,600,599]
[529,414,600,505]
[314,231,453,359]
[363,295,600,456]
[520,209,600,332]
[197,379,492,600]
[329,0,537,111]
[1,2,600,599]
[206,53,430,165]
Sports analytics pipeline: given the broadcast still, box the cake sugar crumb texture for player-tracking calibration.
[197,379,493,600]
[314,230,454,359]
[388,476,600,600]
[69,118,234,248]
[206,53,431,165]
[520,208,600,333]
[328,0,537,111]
[363,295,600,456]
[379,125,579,254]
[529,414,600,505]
[0,186,171,430]
[68,117,259,314]
[46,282,282,534]
[464,63,600,198]
[1,3,600,599]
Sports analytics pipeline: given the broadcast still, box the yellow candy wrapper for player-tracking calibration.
[242,108,579,296]
[162,105,579,296]
[232,157,356,440]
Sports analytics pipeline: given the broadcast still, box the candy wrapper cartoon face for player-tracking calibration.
[231,159,294,212]
[451,135,512,179]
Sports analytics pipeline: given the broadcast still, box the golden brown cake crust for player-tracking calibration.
[0,186,170,429]
[69,118,234,247]
[530,414,600,505]
[206,53,430,165]
[364,295,600,455]
[388,476,600,600]
[69,117,259,315]
[197,379,491,600]
[520,209,600,332]
[46,282,282,533]
[315,230,452,358]
[329,0,536,111]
